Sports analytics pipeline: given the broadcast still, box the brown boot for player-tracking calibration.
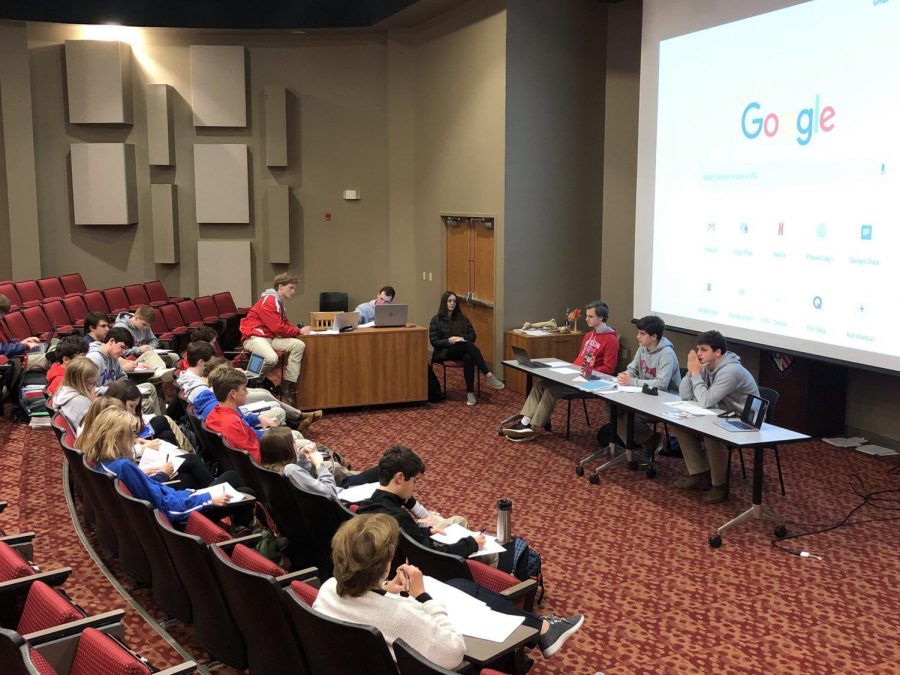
[281,380,297,405]
[671,470,711,491]
[702,484,729,504]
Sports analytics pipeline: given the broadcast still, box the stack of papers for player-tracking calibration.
[822,436,867,448]
[422,576,525,642]
[136,441,187,473]
[337,482,379,503]
[855,444,898,456]
[430,523,507,558]
[664,401,719,416]
[193,482,248,502]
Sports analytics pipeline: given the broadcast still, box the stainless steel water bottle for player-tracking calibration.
[496,498,512,544]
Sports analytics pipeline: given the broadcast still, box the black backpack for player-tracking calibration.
[14,368,50,423]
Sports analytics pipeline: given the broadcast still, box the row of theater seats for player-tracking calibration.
[0,505,197,674]
[51,405,520,674]
[0,274,248,353]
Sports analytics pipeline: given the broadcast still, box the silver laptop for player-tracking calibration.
[374,303,408,327]
[332,311,360,332]
[244,352,266,379]
[511,346,551,368]
[714,394,768,432]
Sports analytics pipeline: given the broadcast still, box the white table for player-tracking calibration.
[502,359,811,545]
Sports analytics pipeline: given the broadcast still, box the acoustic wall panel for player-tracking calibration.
[71,143,138,225]
[198,240,252,308]
[264,86,288,167]
[151,184,178,263]
[146,84,174,166]
[267,185,290,263]
[65,40,133,124]
[190,46,247,127]
[194,144,249,224]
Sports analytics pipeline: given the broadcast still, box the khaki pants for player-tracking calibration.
[520,379,573,427]
[672,429,730,487]
[246,388,301,421]
[616,409,656,446]
[243,336,305,383]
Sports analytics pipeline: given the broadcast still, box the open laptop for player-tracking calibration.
[244,352,266,380]
[511,346,551,369]
[374,303,408,327]
[714,394,768,432]
[332,311,360,332]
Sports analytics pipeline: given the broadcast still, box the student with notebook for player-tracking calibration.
[503,301,619,441]
[113,305,178,369]
[429,290,505,406]
[354,285,396,324]
[670,330,759,504]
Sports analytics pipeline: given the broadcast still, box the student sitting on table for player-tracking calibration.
[239,272,311,404]
[503,301,619,441]
[429,290,505,406]
[671,330,759,504]
[54,357,99,430]
[81,407,254,528]
[354,285,396,324]
[607,315,682,448]
[45,336,89,396]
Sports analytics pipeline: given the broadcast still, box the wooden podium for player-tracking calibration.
[503,330,584,395]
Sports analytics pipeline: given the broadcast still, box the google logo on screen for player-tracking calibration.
[741,95,836,146]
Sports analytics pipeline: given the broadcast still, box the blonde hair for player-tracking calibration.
[331,514,399,597]
[74,397,125,451]
[60,357,99,399]
[134,305,156,322]
[79,408,135,464]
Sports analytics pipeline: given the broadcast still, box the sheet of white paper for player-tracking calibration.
[429,524,507,558]
[665,401,719,416]
[137,445,186,472]
[239,401,271,414]
[613,385,643,393]
[422,577,524,642]
[337,482,379,503]
[193,482,248,502]
[856,444,898,456]
[543,360,571,367]
[358,320,375,328]
[550,367,579,375]
[822,436,867,448]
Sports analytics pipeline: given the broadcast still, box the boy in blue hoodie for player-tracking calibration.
[670,330,759,504]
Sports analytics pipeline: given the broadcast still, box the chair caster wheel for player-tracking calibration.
[588,474,600,485]
[626,460,639,470]
[646,467,657,479]
[774,525,787,539]
[575,465,585,476]
[543,421,552,431]
[708,534,722,548]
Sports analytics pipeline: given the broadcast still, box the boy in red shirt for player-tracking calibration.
[503,301,619,441]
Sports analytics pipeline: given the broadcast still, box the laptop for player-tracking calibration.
[244,352,266,379]
[374,304,408,327]
[714,394,768,432]
[331,311,360,332]
[512,346,551,369]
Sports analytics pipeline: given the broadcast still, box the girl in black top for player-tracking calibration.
[428,291,505,405]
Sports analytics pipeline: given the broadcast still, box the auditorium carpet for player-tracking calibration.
[3,370,900,674]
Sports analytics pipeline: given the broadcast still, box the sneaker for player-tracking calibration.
[702,484,729,504]
[467,393,477,406]
[485,373,505,390]
[503,422,535,440]
[671,471,711,491]
[539,614,584,658]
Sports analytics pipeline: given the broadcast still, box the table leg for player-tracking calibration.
[713,445,784,540]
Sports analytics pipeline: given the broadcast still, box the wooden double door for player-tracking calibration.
[444,215,495,365]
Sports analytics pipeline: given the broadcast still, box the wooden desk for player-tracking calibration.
[296,326,428,410]
[503,330,583,395]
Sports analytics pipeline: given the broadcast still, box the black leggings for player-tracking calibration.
[439,342,489,393]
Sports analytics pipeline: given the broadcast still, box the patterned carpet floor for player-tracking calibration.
[2,370,900,674]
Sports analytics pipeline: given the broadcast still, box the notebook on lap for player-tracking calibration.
[714,394,768,432]
[512,346,551,368]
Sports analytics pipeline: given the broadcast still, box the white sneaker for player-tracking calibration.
[485,373,505,390]
[466,393,477,406]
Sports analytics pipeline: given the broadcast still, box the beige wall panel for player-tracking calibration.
[146,83,174,166]
[194,144,249,224]
[151,184,178,263]
[190,45,247,127]
[267,184,290,263]
[264,86,287,167]
[198,240,252,307]
[65,40,133,124]
[71,143,138,225]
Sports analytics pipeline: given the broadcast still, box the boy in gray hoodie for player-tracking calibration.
[615,315,682,446]
[113,306,177,369]
[670,330,759,504]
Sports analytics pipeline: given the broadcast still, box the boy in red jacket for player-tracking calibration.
[239,273,311,404]
[503,301,619,441]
